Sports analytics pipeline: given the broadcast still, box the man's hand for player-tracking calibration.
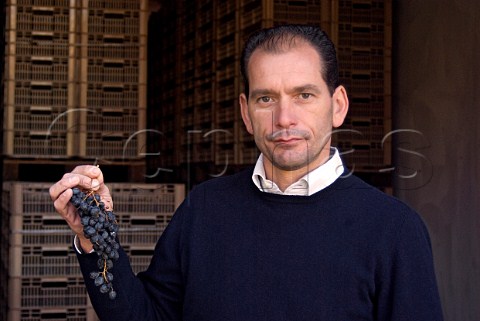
[49,165,113,253]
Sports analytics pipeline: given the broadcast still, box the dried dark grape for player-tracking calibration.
[70,188,119,300]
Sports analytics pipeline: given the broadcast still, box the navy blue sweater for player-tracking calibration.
[77,168,443,320]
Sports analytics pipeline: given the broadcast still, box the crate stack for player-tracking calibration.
[175,1,216,166]
[2,181,184,321]
[146,1,179,171]
[3,0,148,178]
[234,0,262,166]
[215,1,240,166]
[81,0,148,159]
[1,187,11,321]
[4,182,95,321]
[191,1,216,164]
[4,0,72,158]
[334,0,392,173]
[273,0,323,24]
[108,183,185,273]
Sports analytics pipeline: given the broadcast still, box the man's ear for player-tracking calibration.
[239,93,254,134]
[332,85,349,128]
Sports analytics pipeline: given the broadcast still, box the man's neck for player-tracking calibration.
[264,167,308,192]
[262,149,333,192]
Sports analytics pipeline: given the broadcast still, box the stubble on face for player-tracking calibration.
[261,108,334,173]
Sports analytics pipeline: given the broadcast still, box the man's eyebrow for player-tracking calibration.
[249,84,323,100]
[249,89,276,99]
[290,84,322,94]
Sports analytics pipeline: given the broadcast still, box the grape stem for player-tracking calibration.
[84,190,100,206]
[102,259,109,283]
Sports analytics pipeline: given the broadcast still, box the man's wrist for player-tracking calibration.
[73,234,94,254]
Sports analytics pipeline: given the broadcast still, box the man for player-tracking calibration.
[50,24,443,320]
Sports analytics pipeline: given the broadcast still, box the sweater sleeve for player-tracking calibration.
[375,210,444,321]
[75,205,185,321]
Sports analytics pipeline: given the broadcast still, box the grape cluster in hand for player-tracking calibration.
[70,187,120,300]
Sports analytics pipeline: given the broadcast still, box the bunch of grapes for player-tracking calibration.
[70,187,120,300]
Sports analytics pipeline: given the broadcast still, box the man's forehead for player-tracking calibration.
[254,37,312,54]
[249,41,322,67]
[247,42,323,74]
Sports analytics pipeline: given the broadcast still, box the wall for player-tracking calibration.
[393,1,480,320]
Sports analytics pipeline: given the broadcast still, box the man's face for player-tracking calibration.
[240,43,348,176]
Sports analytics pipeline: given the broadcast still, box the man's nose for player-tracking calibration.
[275,99,297,129]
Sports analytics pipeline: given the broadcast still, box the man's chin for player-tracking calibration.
[271,157,310,172]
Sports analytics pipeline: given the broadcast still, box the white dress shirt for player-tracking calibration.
[252,147,344,196]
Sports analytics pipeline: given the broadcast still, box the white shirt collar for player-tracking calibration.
[252,147,344,196]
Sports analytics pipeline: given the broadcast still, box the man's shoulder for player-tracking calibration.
[177,167,255,211]
[189,167,254,195]
[327,174,431,246]
[333,173,419,219]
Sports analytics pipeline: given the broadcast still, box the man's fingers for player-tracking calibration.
[70,164,100,176]
[50,168,102,198]
[49,174,78,202]
[100,185,114,210]
[52,188,72,217]
[71,165,103,191]
[50,167,113,209]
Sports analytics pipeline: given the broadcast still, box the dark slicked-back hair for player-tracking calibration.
[240,24,339,99]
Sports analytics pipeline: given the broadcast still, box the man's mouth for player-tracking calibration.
[267,129,310,142]
[274,137,304,144]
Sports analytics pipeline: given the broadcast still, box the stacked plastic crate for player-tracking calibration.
[4,0,148,162]
[108,183,185,273]
[4,182,95,321]
[236,0,263,166]
[192,1,215,164]
[81,0,148,160]
[1,187,11,321]
[178,2,196,165]
[2,181,184,321]
[335,0,392,172]
[214,1,238,167]
[146,3,179,172]
[4,0,72,157]
[179,1,215,165]
[273,0,323,24]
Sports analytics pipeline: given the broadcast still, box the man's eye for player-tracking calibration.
[259,96,271,103]
[300,93,312,99]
